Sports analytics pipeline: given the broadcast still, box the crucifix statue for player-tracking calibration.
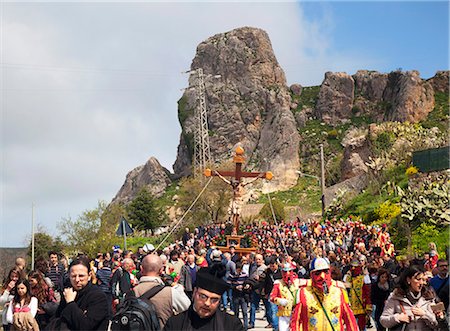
[204,146,273,235]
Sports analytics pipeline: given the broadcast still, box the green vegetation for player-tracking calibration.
[421,91,449,132]
[127,188,167,234]
[259,199,286,223]
[258,177,321,213]
[177,95,190,126]
[154,181,179,210]
[27,229,65,262]
[291,86,320,112]
[411,223,449,258]
[57,201,125,257]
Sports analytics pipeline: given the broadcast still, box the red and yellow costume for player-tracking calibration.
[290,279,358,331]
[270,278,300,317]
[344,267,372,331]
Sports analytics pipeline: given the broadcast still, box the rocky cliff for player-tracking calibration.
[112,157,172,204]
[315,70,436,125]
[173,27,300,191]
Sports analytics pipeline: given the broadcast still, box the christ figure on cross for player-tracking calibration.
[204,146,273,235]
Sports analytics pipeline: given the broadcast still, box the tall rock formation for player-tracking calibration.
[427,70,449,94]
[315,70,435,125]
[173,27,300,191]
[112,157,172,204]
[382,70,435,122]
[315,72,355,124]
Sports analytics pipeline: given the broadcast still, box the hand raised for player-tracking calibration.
[7,280,16,291]
[63,288,77,303]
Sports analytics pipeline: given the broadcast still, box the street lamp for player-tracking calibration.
[296,170,325,217]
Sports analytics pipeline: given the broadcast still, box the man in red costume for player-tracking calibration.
[290,258,358,331]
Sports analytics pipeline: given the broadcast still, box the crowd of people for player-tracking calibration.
[0,217,448,331]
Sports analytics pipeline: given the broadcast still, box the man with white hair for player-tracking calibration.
[112,258,136,306]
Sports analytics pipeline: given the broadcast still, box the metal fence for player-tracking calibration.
[412,146,450,172]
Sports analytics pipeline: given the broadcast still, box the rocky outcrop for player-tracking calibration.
[112,157,172,204]
[427,70,449,94]
[290,84,303,96]
[173,27,300,191]
[315,72,354,124]
[314,70,436,125]
[382,70,435,122]
[352,70,388,120]
[340,128,371,180]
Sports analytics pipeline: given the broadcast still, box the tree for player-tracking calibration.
[96,202,127,253]
[127,188,167,235]
[27,226,65,263]
[58,201,106,257]
[177,175,232,229]
[259,199,285,223]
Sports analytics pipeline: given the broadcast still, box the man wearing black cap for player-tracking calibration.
[163,266,245,330]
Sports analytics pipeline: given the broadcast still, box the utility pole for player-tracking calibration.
[31,203,35,270]
[320,144,326,216]
[192,68,212,179]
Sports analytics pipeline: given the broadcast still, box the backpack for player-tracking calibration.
[109,284,165,331]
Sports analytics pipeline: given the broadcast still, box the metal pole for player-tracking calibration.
[320,144,326,217]
[122,219,127,251]
[31,203,35,270]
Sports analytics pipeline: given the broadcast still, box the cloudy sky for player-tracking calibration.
[1,1,448,247]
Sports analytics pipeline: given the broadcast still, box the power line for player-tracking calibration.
[1,62,181,76]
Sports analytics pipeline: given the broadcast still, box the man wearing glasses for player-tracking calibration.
[164,266,245,330]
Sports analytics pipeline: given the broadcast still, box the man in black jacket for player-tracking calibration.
[52,256,108,330]
[164,266,244,331]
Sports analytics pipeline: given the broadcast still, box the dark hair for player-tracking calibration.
[34,257,49,275]
[437,259,448,267]
[48,251,59,257]
[102,260,112,269]
[395,265,424,295]
[13,279,32,306]
[377,268,390,282]
[271,256,280,265]
[69,256,91,273]
[2,267,24,295]
[330,266,342,281]
[235,262,243,270]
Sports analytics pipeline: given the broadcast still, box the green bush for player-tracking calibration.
[259,199,286,223]
[411,223,449,257]
[327,129,338,140]
[373,131,394,153]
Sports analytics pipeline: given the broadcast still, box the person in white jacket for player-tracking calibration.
[6,279,39,331]
[1,267,23,331]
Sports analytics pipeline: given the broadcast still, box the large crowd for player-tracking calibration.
[1,217,448,331]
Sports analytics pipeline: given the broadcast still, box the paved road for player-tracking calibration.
[232,306,377,331]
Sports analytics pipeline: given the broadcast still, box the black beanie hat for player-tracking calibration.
[195,265,229,295]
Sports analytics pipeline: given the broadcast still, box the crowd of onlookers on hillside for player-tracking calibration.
[1,217,448,331]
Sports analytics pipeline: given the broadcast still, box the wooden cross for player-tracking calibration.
[204,146,273,235]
